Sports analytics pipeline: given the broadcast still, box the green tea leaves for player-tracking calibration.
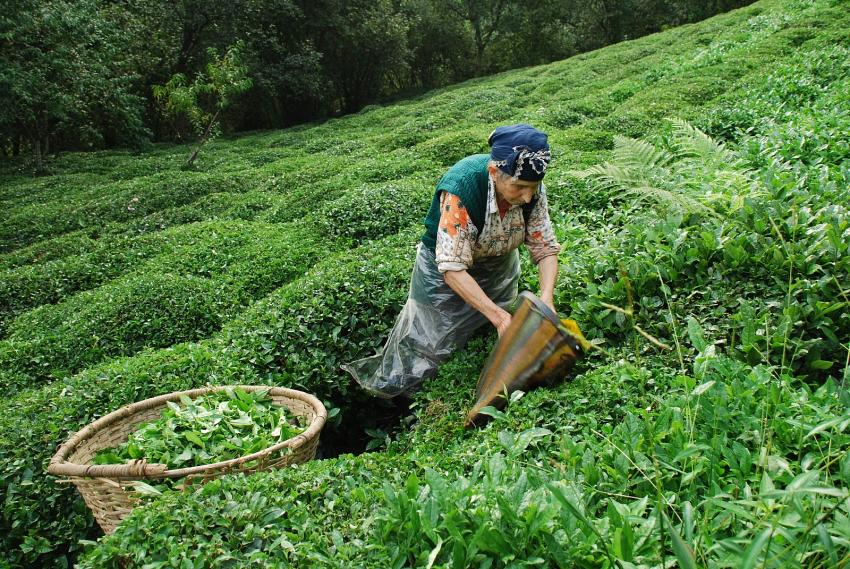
[184,432,205,449]
[93,389,303,469]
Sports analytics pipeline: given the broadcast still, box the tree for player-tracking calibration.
[487,0,579,70]
[304,0,410,113]
[441,0,513,74]
[399,0,473,88]
[153,43,252,168]
[233,0,330,127]
[0,0,149,171]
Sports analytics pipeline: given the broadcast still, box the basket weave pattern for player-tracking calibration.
[48,385,327,533]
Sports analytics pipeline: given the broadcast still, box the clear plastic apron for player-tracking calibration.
[342,243,519,398]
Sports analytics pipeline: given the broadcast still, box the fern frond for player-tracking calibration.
[612,135,671,170]
[668,118,741,167]
[623,184,718,216]
[572,163,639,190]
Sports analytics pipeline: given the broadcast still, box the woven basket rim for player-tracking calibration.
[47,385,327,480]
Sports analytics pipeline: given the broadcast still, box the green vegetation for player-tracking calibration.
[2,0,753,162]
[1,0,848,567]
[93,388,303,469]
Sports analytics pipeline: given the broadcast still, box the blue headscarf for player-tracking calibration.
[488,124,551,181]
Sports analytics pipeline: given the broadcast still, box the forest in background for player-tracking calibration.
[1,0,752,164]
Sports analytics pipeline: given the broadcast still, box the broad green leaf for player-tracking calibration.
[478,406,507,421]
[127,444,144,460]
[741,528,772,569]
[687,316,707,352]
[185,432,205,448]
[691,380,715,397]
[816,524,838,567]
[682,502,694,543]
[664,514,696,569]
[619,520,634,562]
[806,415,850,438]
[261,507,285,524]
[426,538,443,569]
[126,481,163,497]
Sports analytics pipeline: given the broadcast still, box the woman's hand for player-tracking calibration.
[540,290,556,315]
[444,269,513,337]
[492,308,512,337]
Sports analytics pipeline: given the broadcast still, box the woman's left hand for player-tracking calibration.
[540,291,556,314]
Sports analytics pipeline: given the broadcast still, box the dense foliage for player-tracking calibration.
[0,0,848,567]
[93,388,303,469]
[0,0,754,163]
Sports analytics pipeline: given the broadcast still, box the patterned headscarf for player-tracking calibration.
[488,124,551,181]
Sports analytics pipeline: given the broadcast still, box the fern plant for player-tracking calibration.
[573,118,755,216]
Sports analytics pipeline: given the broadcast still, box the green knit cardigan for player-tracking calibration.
[421,154,537,251]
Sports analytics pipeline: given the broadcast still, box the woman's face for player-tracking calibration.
[489,165,539,205]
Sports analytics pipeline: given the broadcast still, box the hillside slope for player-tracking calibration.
[1,0,848,566]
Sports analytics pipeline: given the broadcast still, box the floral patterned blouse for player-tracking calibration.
[435,174,561,273]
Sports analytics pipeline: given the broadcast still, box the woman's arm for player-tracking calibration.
[443,269,512,336]
[537,254,558,313]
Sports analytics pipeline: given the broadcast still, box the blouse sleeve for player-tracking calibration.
[524,183,562,264]
[435,191,478,273]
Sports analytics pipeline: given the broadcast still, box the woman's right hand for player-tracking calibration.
[493,309,512,337]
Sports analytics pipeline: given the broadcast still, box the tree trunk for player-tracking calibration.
[185,108,220,168]
[34,138,43,174]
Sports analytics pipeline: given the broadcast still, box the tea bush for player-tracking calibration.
[0,220,331,381]
[134,221,332,298]
[0,233,172,336]
[84,350,850,568]
[80,453,411,569]
[0,229,102,270]
[316,182,431,242]
[78,352,651,569]
[561,125,615,152]
[0,171,256,252]
[219,229,418,401]
[701,45,850,141]
[415,130,490,166]
[0,273,241,391]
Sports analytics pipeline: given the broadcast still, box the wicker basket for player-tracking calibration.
[48,385,327,533]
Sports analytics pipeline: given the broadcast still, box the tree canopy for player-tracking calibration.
[0,0,753,164]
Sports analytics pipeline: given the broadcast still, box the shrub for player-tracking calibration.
[343,151,433,183]
[0,171,256,252]
[316,182,431,242]
[134,220,332,299]
[0,229,100,270]
[415,130,489,166]
[219,229,418,402]
[540,105,586,129]
[80,452,410,569]
[0,219,327,339]
[0,219,332,390]
[0,273,242,392]
[0,234,165,337]
[562,126,615,151]
[590,111,654,138]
